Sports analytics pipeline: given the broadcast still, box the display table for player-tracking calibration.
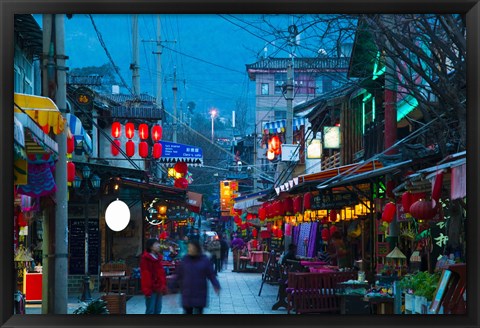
[100,271,128,294]
[300,260,328,267]
[23,271,42,302]
[363,296,394,314]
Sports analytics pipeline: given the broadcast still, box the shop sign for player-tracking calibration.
[167,205,190,221]
[396,203,409,222]
[311,193,357,210]
[323,126,340,149]
[376,242,390,258]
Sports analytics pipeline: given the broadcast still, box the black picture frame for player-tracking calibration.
[1,1,479,328]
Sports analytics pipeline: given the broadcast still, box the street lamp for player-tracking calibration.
[210,108,217,143]
[73,165,101,302]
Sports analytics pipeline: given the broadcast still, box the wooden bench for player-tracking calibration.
[286,271,356,314]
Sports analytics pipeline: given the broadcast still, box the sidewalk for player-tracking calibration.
[26,251,288,314]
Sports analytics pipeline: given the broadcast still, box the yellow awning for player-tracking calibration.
[14,93,66,134]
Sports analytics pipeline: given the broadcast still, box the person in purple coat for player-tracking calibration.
[175,240,221,314]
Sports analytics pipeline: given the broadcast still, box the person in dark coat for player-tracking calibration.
[219,234,229,271]
[140,238,167,314]
[175,240,221,314]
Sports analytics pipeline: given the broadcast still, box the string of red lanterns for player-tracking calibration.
[110,122,163,158]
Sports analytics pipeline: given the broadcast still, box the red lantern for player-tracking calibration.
[258,207,266,221]
[252,240,258,249]
[432,171,444,202]
[386,180,396,199]
[268,135,281,155]
[67,136,75,154]
[18,212,28,227]
[276,229,283,238]
[252,229,258,238]
[321,229,330,241]
[139,123,149,140]
[329,209,337,222]
[401,192,413,213]
[152,125,162,142]
[410,199,436,221]
[303,192,312,210]
[293,196,302,214]
[412,192,427,202]
[111,122,121,138]
[174,161,188,175]
[126,140,135,157]
[174,177,189,189]
[153,143,162,159]
[67,162,76,182]
[125,122,135,139]
[260,230,271,239]
[382,202,396,223]
[139,141,149,158]
[159,231,168,240]
[283,198,293,215]
[329,225,338,235]
[111,139,121,156]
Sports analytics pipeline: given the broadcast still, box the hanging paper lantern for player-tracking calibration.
[153,143,162,159]
[111,139,121,156]
[303,192,312,210]
[234,215,242,225]
[152,125,163,142]
[252,228,258,238]
[382,202,396,223]
[139,141,149,158]
[410,199,437,221]
[252,240,258,249]
[401,192,414,213]
[432,171,444,202]
[67,135,75,154]
[321,229,331,241]
[260,230,271,239]
[329,209,337,222]
[67,161,76,182]
[283,198,293,215]
[293,196,303,214]
[138,124,149,140]
[17,212,28,227]
[174,177,189,189]
[125,122,135,139]
[126,140,135,157]
[412,192,427,202]
[159,231,168,240]
[269,135,281,155]
[258,207,266,221]
[111,122,121,138]
[267,150,275,161]
[174,161,188,175]
[329,225,338,235]
[386,180,396,199]
[272,200,283,216]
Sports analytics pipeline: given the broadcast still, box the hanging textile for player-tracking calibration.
[16,160,56,197]
[451,164,466,200]
[297,223,311,257]
[307,222,319,258]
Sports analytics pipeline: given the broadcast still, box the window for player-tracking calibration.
[274,73,287,94]
[14,47,34,94]
[274,110,286,120]
[261,83,269,95]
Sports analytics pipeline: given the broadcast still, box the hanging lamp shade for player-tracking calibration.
[111,139,121,156]
[67,135,75,154]
[382,202,396,223]
[293,196,303,214]
[269,135,281,154]
[329,225,338,235]
[303,192,312,210]
[321,229,330,241]
[125,122,135,139]
[152,143,162,159]
[410,199,437,221]
[258,207,266,221]
[139,141,149,158]
[125,140,135,157]
[139,123,149,140]
[252,228,258,238]
[267,150,275,161]
[111,122,121,138]
[152,125,162,142]
[174,177,189,189]
[67,161,76,182]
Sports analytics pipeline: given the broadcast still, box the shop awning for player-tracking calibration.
[14,113,58,154]
[66,113,93,155]
[262,117,305,134]
[317,160,413,189]
[14,93,65,135]
[233,190,269,210]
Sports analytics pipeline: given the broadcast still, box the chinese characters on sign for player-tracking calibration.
[220,180,238,213]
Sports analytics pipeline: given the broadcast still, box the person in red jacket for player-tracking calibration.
[140,238,167,314]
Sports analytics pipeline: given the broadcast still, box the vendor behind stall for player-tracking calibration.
[330,231,350,269]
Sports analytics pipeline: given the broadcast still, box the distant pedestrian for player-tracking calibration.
[140,238,167,314]
[205,236,222,273]
[231,234,246,272]
[175,240,221,314]
[219,234,229,271]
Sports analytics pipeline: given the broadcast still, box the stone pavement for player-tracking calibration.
[26,252,288,315]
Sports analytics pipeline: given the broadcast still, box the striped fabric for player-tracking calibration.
[262,117,305,134]
[66,113,93,155]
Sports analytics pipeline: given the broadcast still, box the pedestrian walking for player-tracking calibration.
[219,234,229,271]
[231,234,246,272]
[140,238,167,314]
[175,240,221,314]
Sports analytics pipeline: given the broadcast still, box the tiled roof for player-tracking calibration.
[246,57,350,71]
[101,93,157,104]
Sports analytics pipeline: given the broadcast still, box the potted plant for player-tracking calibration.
[73,298,109,314]
[413,271,441,313]
[398,274,416,313]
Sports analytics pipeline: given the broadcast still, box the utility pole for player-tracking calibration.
[285,61,294,144]
[172,67,178,143]
[53,13,69,314]
[131,14,140,96]
[41,14,55,315]
[155,15,162,110]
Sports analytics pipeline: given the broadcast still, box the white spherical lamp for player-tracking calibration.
[105,199,130,231]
